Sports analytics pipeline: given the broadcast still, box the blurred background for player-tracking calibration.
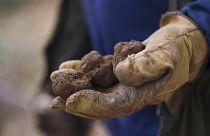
[0,0,108,135]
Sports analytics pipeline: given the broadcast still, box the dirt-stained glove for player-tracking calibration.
[59,60,81,70]
[50,12,209,119]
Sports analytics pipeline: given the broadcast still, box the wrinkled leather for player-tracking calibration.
[59,60,81,70]
[50,12,209,119]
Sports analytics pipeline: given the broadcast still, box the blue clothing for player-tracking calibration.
[104,106,159,136]
[181,0,210,45]
[80,0,168,55]
[80,0,210,136]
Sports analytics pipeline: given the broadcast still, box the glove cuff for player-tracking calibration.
[160,12,209,113]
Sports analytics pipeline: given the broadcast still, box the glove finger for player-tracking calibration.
[49,96,96,119]
[50,68,78,81]
[64,83,146,119]
[59,60,81,70]
[51,73,174,120]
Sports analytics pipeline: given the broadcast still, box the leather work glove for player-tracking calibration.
[50,12,209,119]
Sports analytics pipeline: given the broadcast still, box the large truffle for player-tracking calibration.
[80,51,118,87]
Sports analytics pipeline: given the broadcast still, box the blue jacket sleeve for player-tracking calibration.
[181,0,210,46]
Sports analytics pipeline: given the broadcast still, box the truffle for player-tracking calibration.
[112,40,145,70]
[81,51,118,87]
[51,69,92,99]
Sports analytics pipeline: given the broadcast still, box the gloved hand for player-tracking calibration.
[50,12,209,119]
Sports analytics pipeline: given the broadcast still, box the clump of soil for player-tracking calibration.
[51,69,92,99]
[81,51,118,87]
[112,40,145,70]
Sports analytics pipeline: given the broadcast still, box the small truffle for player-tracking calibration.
[112,40,145,70]
[51,69,92,99]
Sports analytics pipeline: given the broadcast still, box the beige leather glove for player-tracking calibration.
[59,60,81,70]
[50,12,209,119]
